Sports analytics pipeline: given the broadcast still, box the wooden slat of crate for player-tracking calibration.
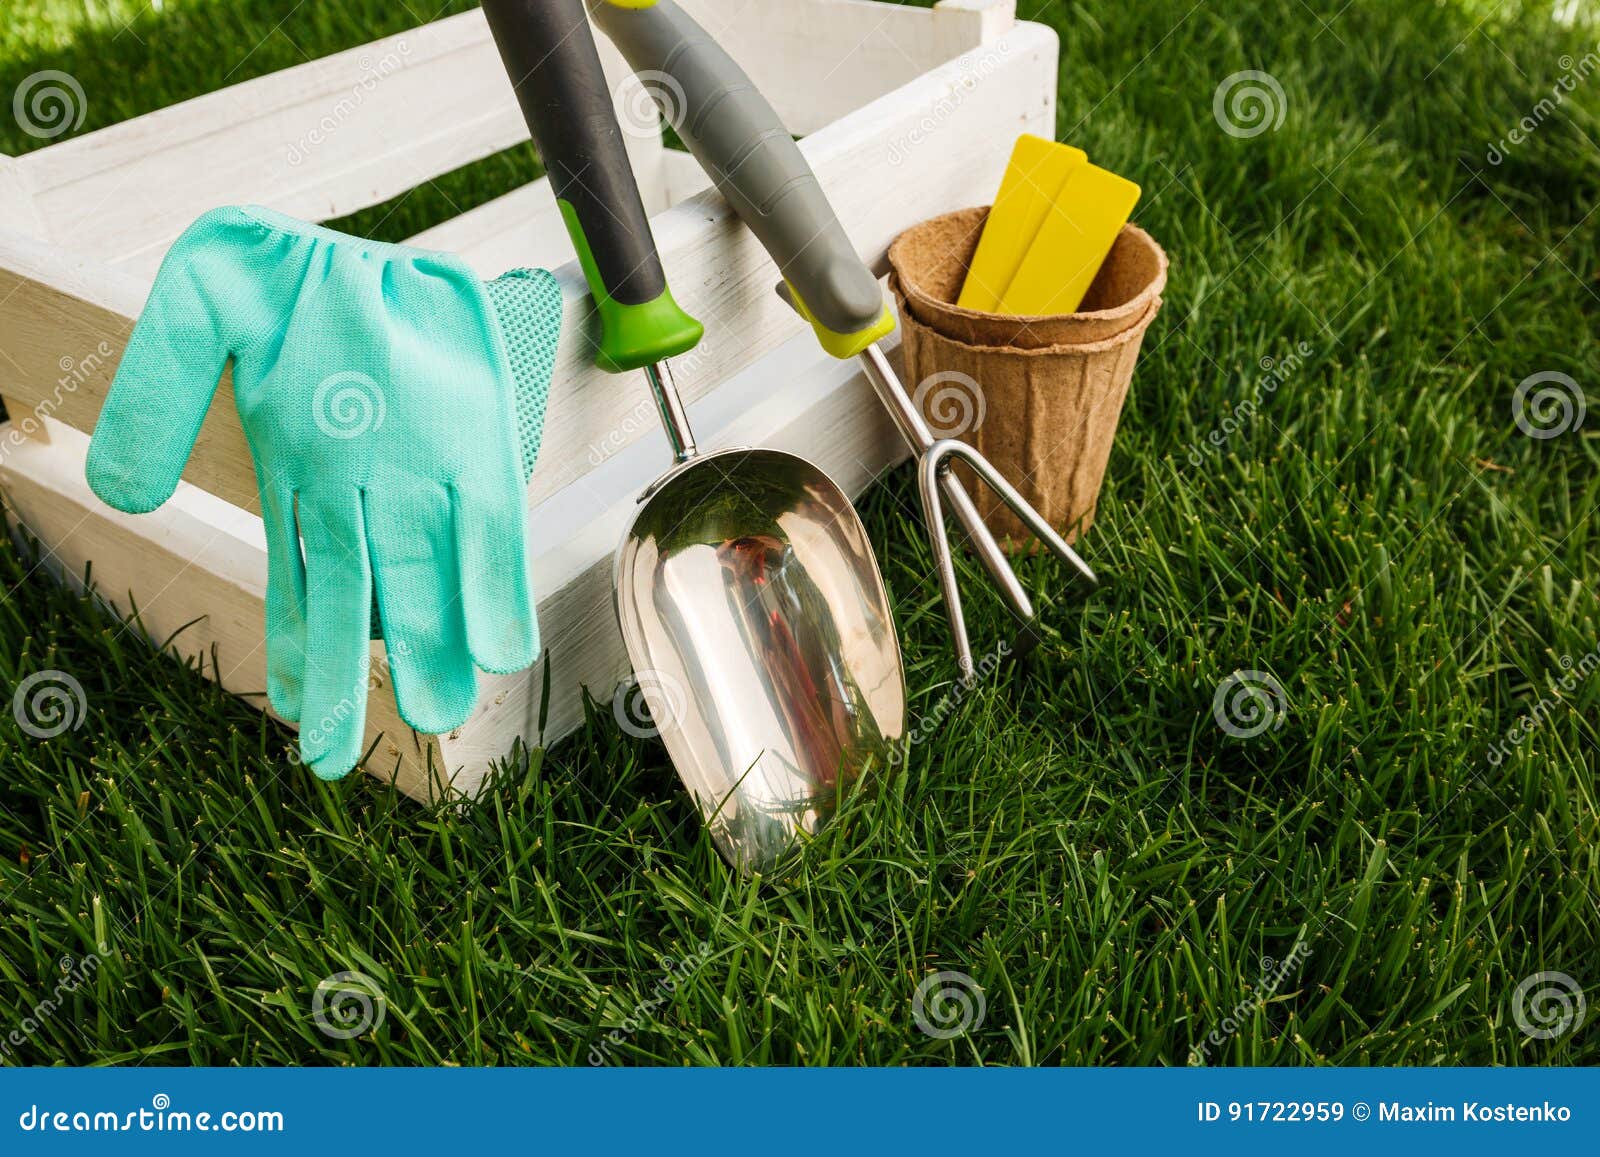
[0,331,903,800]
[16,11,665,273]
[0,423,451,800]
[16,0,1013,273]
[403,154,716,276]
[0,16,1055,518]
[677,0,1017,133]
[0,0,1055,801]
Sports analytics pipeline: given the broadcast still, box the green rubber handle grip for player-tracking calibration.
[482,0,702,372]
[590,0,892,359]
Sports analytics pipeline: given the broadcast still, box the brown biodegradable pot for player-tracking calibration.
[887,206,1167,548]
[888,206,1168,348]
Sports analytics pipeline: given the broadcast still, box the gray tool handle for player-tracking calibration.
[589,0,888,352]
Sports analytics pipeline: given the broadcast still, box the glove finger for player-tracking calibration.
[262,483,308,723]
[295,491,373,780]
[452,474,538,675]
[366,485,480,735]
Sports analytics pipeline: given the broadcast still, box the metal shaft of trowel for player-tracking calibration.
[480,0,707,483]
[859,343,1035,623]
[645,360,696,464]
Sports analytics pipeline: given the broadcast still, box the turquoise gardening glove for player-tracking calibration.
[85,205,563,779]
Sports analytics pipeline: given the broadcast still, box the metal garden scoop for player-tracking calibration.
[591,0,1098,679]
[483,0,905,876]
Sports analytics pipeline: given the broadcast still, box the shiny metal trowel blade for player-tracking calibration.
[615,448,905,875]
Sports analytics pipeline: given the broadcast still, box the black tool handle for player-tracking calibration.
[590,0,889,358]
[481,0,701,371]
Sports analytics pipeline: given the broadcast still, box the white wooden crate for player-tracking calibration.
[0,0,1056,801]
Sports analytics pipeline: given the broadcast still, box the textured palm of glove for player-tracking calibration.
[85,206,563,779]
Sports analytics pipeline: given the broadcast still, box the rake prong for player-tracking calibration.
[1010,613,1047,665]
[935,439,1097,584]
[916,447,975,680]
[857,343,1094,675]
[936,465,1035,623]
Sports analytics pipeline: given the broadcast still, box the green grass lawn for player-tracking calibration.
[2,0,1598,1065]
